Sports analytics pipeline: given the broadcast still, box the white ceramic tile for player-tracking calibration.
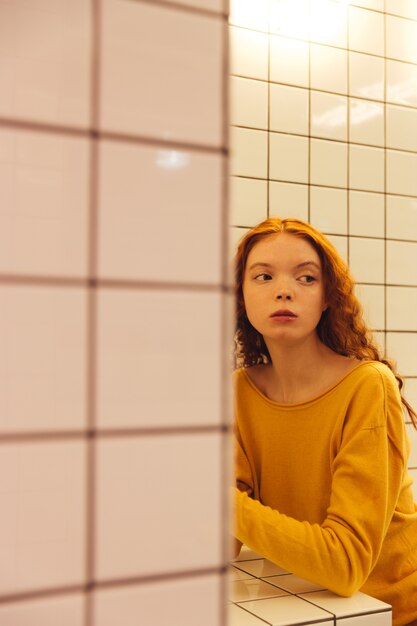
[387,287,417,330]
[0,286,86,432]
[350,0,384,9]
[349,237,385,283]
[327,235,348,263]
[387,150,417,197]
[233,559,289,577]
[349,99,384,147]
[349,191,384,238]
[269,0,310,39]
[310,44,347,94]
[310,186,347,234]
[95,433,223,579]
[230,127,268,178]
[237,595,333,625]
[299,590,391,617]
[0,0,90,126]
[269,84,309,135]
[386,332,417,376]
[354,284,385,329]
[229,0,269,29]
[269,181,309,221]
[0,127,89,277]
[349,52,384,101]
[407,420,417,465]
[269,133,309,184]
[229,566,254,581]
[98,141,223,284]
[334,612,392,626]
[310,0,347,48]
[311,92,347,141]
[387,60,417,107]
[387,104,417,152]
[386,0,417,20]
[387,14,417,64]
[270,35,309,88]
[265,573,326,594]
[230,177,267,226]
[230,226,250,261]
[387,195,417,241]
[387,240,417,285]
[349,145,384,192]
[372,330,386,354]
[233,545,263,561]
[230,25,269,80]
[94,574,221,626]
[348,5,384,56]
[96,289,223,428]
[100,0,223,145]
[228,604,270,626]
[0,441,85,594]
[230,578,289,602]
[230,76,268,129]
[310,139,348,188]
[0,594,84,626]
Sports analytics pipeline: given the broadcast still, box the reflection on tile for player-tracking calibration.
[310,186,347,234]
[229,566,254,582]
[269,133,309,184]
[349,99,384,147]
[95,433,223,579]
[230,127,268,178]
[386,14,417,64]
[349,191,384,238]
[299,589,391,617]
[349,237,385,283]
[270,35,309,87]
[349,145,384,192]
[387,59,417,107]
[229,0,269,30]
[310,139,348,188]
[0,594,84,626]
[230,177,268,226]
[387,150,417,197]
[100,0,223,145]
[233,559,289,578]
[387,105,417,151]
[265,573,326,594]
[94,574,221,626]
[0,441,86,594]
[228,604,270,626]
[386,333,417,376]
[230,26,269,80]
[354,284,385,329]
[387,240,417,285]
[98,141,222,284]
[349,52,384,101]
[237,594,333,625]
[269,0,310,39]
[230,578,289,602]
[348,5,384,56]
[96,289,223,428]
[387,287,417,331]
[0,128,89,277]
[269,181,308,222]
[233,545,264,562]
[269,84,309,135]
[0,286,86,433]
[311,44,347,94]
[386,0,417,19]
[0,0,90,126]
[337,610,392,626]
[310,0,347,48]
[311,92,347,141]
[230,76,268,129]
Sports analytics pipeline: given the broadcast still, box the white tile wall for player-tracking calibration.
[0,2,229,625]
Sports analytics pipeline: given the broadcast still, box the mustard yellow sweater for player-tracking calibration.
[233,361,417,626]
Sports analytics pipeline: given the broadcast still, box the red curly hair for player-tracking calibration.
[234,217,417,428]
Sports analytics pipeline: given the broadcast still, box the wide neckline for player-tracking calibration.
[240,360,379,409]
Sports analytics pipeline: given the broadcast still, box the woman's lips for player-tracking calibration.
[270,310,298,322]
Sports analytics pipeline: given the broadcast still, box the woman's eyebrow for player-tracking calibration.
[248,260,321,271]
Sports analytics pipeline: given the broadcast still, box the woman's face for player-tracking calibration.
[242,233,328,346]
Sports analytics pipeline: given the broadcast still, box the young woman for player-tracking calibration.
[232,217,417,626]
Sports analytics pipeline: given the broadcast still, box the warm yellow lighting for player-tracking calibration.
[270,0,310,39]
[229,0,269,31]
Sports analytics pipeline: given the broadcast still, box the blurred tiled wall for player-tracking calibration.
[229,0,417,496]
[0,1,231,625]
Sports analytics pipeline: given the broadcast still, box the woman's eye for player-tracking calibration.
[299,275,316,283]
[254,273,272,281]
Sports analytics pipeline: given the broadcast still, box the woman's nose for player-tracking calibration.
[276,287,292,300]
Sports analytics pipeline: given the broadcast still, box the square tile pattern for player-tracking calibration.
[229,546,392,625]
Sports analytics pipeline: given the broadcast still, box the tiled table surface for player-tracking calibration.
[229,546,392,626]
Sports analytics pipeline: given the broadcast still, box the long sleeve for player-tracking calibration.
[233,365,407,596]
